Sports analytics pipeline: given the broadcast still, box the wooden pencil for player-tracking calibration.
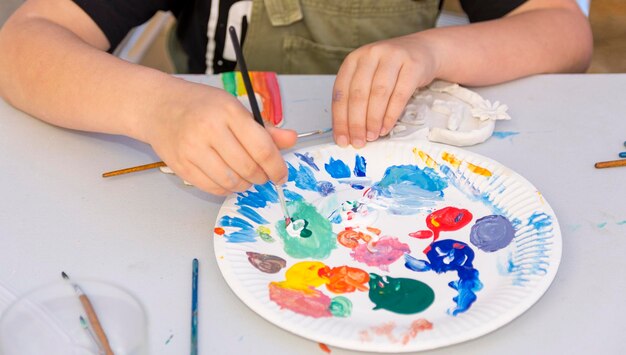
[594,159,626,169]
[102,161,166,177]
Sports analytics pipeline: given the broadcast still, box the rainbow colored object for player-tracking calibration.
[221,71,284,127]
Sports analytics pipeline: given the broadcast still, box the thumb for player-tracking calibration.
[266,126,298,149]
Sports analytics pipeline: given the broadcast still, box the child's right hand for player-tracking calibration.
[139,83,297,196]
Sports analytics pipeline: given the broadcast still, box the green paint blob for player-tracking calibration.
[368,273,435,314]
[276,200,336,259]
[329,296,352,318]
[256,226,274,243]
[221,71,237,96]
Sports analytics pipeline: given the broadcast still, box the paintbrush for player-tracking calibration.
[101,129,330,178]
[594,158,626,169]
[61,272,114,355]
[228,25,292,226]
[190,258,199,355]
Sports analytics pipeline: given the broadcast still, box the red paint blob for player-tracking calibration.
[214,227,225,235]
[409,230,434,239]
[425,206,473,240]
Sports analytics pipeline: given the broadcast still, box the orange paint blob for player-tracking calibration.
[214,227,225,235]
[318,343,331,353]
[441,152,462,168]
[318,265,369,293]
[466,162,492,177]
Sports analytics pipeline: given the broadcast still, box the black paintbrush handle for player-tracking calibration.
[228,26,265,127]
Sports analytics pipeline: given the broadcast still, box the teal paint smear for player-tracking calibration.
[597,222,608,229]
[617,220,626,226]
[368,273,434,314]
[222,71,237,96]
[276,200,336,259]
[329,296,352,317]
[492,131,520,139]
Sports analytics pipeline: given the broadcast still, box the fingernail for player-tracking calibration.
[352,138,365,148]
[380,127,390,136]
[336,135,349,147]
[366,131,378,141]
[277,174,288,185]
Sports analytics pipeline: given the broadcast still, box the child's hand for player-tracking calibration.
[331,35,439,148]
[142,84,297,196]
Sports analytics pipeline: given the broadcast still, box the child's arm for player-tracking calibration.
[0,0,296,195]
[331,0,592,148]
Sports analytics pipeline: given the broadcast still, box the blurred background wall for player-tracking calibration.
[1,0,625,74]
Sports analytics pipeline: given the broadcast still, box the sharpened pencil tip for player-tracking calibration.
[61,271,69,280]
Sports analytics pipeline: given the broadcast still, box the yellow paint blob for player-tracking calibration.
[273,261,328,293]
[413,148,437,168]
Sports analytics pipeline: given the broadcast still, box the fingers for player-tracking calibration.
[266,126,298,149]
[172,150,241,195]
[229,119,289,184]
[366,59,403,140]
[380,64,420,136]
[332,57,357,147]
[333,49,406,148]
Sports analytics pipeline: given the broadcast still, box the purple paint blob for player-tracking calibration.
[470,215,515,252]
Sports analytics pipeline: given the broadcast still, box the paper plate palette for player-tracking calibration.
[213,141,561,352]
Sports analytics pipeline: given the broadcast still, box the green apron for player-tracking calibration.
[242,0,440,74]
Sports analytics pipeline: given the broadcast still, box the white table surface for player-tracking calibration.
[0,74,625,355]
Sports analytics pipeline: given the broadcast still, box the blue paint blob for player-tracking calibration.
[283,189,304,201]
[470,215,515,252]
[619,152,626,158]
[219,216,256,243]
[351,184,365,190]
[238,206,268,224]
[369,165,448,214]
[236,182,278,209]
[288,163,319,192]
[295,152,320,171]
[492,131,520,139]
[527,212,552,230]
[353,155,367,177]
[404,239,483,316]
[325,158,351,178]
[316,181,336,196]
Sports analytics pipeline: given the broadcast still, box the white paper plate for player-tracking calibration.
[213,141,561,352]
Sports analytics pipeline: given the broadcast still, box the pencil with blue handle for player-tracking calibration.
[191,258,199,355]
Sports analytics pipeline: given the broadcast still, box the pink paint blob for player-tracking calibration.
[269,283,332,318]
[350,236,410,271]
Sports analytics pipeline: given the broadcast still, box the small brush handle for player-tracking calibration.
[79,294,114,355]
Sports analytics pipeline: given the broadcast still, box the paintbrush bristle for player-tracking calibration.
[61,271,69,280]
